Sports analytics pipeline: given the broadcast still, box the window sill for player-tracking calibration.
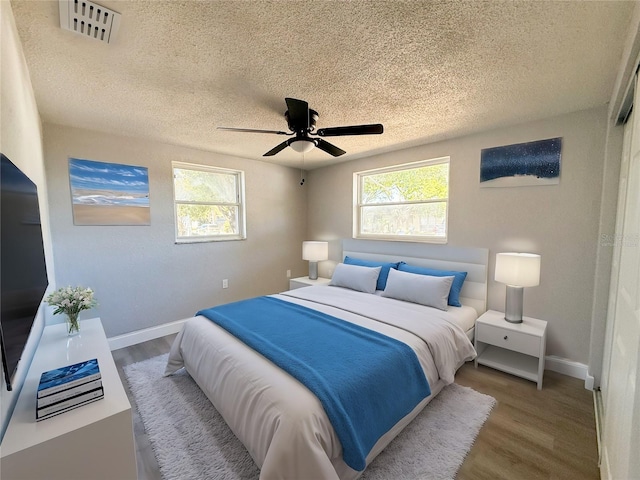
[354,234,448,245]
[175,235,246,244]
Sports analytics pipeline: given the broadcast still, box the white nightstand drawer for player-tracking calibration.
[476,323,540,357]
[289,276,331,290]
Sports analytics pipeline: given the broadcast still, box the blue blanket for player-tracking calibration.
[196,296,431,471]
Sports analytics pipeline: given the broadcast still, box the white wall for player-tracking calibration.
[307,107,610,365]
[43,124,308,337]
[0,1,56,440]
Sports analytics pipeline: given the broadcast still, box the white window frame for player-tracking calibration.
[354,157,449,244]
[172,161,246,243]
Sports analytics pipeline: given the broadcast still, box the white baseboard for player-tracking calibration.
[545,355,590,387]
[107,318,189,351]
[594,389,604,464]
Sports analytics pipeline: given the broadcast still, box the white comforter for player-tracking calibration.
[165,286,476,480]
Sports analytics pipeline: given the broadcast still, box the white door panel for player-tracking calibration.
[602,74,640,480]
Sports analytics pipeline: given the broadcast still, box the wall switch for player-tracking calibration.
[222,279,228,289]
[286,270,291,278]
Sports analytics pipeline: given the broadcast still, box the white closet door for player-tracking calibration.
[601,74,640,480]
[601,109,634,399]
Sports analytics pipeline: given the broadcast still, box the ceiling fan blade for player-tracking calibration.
[285,98,309,130]
[263,140,290,157]
[316,124,384,137]
[315,139,346,157]
[218,127,290,135]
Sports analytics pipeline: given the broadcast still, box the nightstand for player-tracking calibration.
[289,276,331,290]
[474,309,547,389]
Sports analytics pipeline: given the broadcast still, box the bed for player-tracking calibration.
[165,239,488,479]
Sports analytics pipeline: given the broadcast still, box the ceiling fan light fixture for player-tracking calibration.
[289,139,315,153]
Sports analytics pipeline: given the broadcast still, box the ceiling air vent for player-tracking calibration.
[59,0,121,44]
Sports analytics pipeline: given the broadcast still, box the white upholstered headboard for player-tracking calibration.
[342,239,489,316]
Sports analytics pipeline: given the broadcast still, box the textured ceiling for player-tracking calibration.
[10,0,636,169]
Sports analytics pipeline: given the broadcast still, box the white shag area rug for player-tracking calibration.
[124,354,495,480]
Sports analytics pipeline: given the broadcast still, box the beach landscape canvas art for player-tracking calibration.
[480,137,561,187]
[69,158,150,225]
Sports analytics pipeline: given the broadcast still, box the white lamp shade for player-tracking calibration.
[290,139,315,153]
[302,241,328,261]
[495,252,541,287]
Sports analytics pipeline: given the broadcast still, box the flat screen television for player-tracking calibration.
[0,153,49,391]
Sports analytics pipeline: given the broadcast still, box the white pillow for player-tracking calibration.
[329,263,381,294]
[382,268,454,310]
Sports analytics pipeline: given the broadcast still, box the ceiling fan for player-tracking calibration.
[218,98,383,157]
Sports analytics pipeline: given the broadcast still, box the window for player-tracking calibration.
[354,158,449,243]
[173,162,246,242]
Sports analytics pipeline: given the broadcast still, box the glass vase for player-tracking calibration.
[66,312,80,336]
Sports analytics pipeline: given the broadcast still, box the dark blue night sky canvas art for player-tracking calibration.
[480,137,561,187]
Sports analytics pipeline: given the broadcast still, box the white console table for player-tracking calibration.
[0,318,137,479]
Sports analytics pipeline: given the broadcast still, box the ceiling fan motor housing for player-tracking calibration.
[286,109,318,133]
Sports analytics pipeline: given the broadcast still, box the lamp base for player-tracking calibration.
[504,285,524,323]
[308,262,318,280]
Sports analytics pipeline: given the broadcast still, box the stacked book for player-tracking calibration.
[36,358,103,421]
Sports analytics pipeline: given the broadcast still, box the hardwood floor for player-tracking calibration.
[113,335,599,480]
[455,363,599,480]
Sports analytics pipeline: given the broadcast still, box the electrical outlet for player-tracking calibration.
[222,279,228,289]
[286,269,291,278]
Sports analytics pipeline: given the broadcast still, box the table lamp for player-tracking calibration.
[495,252,541,323]
[302,241,328,280]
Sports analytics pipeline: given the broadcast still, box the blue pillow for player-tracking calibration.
[397,263,467,307]
[343,256,400,291]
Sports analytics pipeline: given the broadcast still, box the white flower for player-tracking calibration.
[45,286,97,317]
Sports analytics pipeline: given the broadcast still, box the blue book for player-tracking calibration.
[37,358,101,399]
